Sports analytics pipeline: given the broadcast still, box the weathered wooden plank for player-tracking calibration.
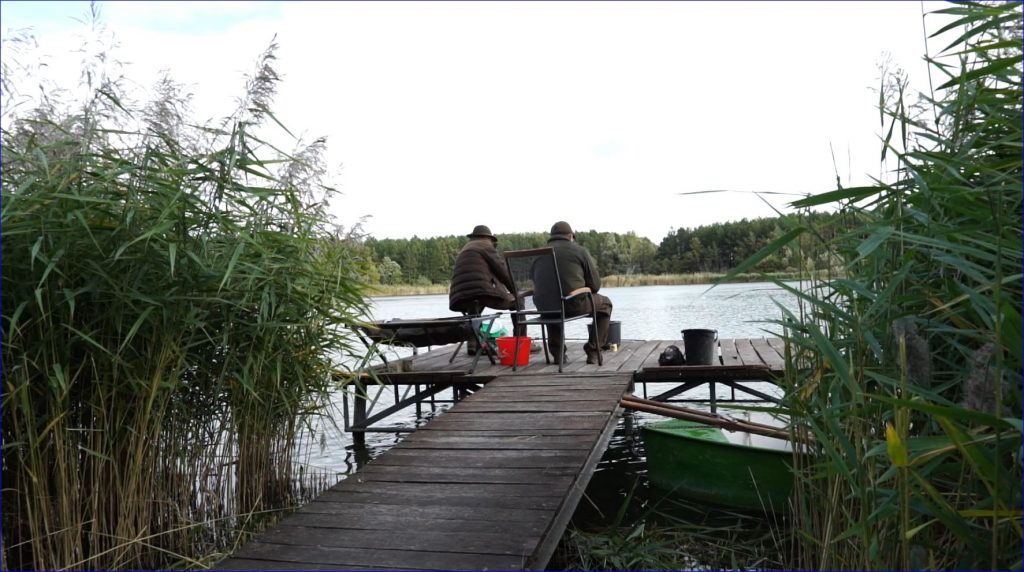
[525,396,623,569]
[425,414,610,431]
[524,342,588,374]
[766,336,786,355]
[627,339,668,371]
[428,342,477,363]
[355,464,578,484]
[474,387,614,400]
[279,511,548,535]
[230,541,528,571]
[485,375,627,388]
[370,449,586,469]
[299,498,552,523]
[448,400,621,413]
[430,408,610,419]
[397,433,595,450]
[477,377,629,388]
[324,480,567,499]
[457,390,622,401]
[415,426,600,437]
[471,386,624,397]
[718,338,742,366]
[215,557,405,570]
[574,343,634,373]
[384,446,588,460]
[597,346,638,373]
[315,489,562,510]
[734,338,763,366]
[253,525,541,556]
[391,440,593,458]
[601,348,635,371]
[573,345,629,373]
[402,347,453,371]
[750,337,785,370]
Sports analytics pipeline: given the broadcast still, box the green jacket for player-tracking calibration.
[534,236,601,314]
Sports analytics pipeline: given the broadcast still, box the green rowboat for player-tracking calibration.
[642,418,795,512]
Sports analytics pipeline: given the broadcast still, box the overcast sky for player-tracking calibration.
[2,1,953,242]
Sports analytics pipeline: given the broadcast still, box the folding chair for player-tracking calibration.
[502,247,602,372]
[448,310,500,364]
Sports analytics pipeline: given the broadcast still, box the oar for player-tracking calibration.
[622,394,784,433]
[620,395,793,441]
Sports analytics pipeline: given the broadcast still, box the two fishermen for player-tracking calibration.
[448,222,613,364]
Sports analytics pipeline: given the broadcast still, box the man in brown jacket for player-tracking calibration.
[449,225,517,353]
[533,221,613,364]
[448,226,518,351]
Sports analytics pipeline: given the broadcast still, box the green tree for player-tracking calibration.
[378,256,403,285]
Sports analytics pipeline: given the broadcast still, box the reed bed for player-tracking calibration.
[736,3,1021,569]
[368,283,451,297]
[1,36,370,570]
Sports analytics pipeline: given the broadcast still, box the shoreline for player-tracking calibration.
[366,271,810,298]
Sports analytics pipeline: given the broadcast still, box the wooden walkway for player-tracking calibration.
[214,337,784,570]
[215,373,632,571]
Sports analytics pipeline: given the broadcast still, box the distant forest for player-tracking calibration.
[340,212,840,285]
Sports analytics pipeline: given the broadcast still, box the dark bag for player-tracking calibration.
[658,345,685,366]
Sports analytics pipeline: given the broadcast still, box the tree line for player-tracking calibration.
[343,212,841,285]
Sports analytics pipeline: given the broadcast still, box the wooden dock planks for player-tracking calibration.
[215,373,632,571]
[217,339,787,570]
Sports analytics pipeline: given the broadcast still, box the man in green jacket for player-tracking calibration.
[533,221,614,364]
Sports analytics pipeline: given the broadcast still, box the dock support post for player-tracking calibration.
[709,380,717,414]
[353,393,367,446]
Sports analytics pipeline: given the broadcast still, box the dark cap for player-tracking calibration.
[550,221,573,237]
[467,224,497,241]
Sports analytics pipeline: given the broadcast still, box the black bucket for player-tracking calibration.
[588,320,621,346]
[682,328,718,365]
[608,321,621,345]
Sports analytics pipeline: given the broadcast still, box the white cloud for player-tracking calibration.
[2,0,954,242]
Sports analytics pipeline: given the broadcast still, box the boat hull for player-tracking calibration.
[642,419,795,511]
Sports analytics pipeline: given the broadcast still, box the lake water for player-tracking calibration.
[298,282,800,527]
[366,282,796,343]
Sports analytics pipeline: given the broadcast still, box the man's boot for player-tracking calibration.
[549,345,570,365]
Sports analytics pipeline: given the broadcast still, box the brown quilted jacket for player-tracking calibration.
[448,239,516,313]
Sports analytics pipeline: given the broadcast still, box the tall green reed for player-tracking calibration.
[1,28,370,570]
[730,2,1021,568]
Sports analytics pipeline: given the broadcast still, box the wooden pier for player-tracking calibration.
[215,373,631,570]
[215,338,785,570]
